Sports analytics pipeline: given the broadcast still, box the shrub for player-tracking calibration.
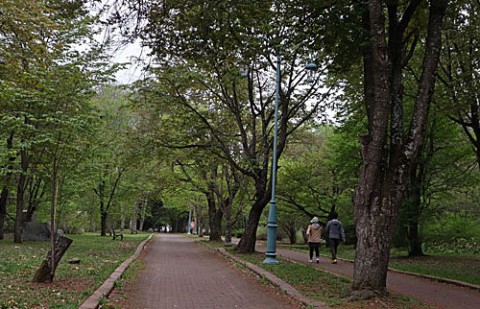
[423,211,480,243]
[423,237,480,255]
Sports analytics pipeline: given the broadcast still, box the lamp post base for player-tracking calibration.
[263,256,280,264]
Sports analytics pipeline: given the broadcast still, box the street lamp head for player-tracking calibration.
[305,61,318,84]
[305,62,318,71]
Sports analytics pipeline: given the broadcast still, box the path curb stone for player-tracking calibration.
[217,247,330,309]
[387,266,480,292]
[331,255,480,292]
[78,234,153,309]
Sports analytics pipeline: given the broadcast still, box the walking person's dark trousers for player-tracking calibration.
[309,242,320,259]
[328,238,341,259]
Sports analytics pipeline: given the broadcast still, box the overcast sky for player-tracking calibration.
[112,40,147,84]
[93,0,148,85]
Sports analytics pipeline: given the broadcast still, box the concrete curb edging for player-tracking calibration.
[328,254,480,292]
[217,248,330,309]
[79,234,154,309]
[387,265,480,292]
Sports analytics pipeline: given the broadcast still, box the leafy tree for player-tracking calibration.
[276,124,360,244]
[350,0,448,298]
[279,126,359,220]
[89,86,132,236]
[127,0,336,253]
[0,0,113,244]
[438,1,480,167]
[0,0,117,283]
[398,106,475,256]
[0,0,58,243]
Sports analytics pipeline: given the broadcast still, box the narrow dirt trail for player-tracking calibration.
[276,247,480,309]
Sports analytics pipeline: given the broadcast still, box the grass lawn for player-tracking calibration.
[280,243,480,285]
[0,232,149,309]
[214,244,431,309]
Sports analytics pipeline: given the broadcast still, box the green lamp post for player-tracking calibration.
[263,52,318,264]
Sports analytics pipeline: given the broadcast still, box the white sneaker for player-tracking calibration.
[309,259,312,263]
[316,258,320,263]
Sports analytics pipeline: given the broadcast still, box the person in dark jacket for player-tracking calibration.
[325,212,346,264]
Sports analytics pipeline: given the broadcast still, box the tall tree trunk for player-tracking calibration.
[95,169,123,237]
[120,204,125,230]
[14,148,28,243]
[236,173,270,253]
[407,215,423,256]
[211,207,223,241]
[224,202,233,245]
[207,191,223,241]
[25,176,44,222]
[286,223,296,245]
[130,198,140,234]
[352,0,447,298]
[139,196,147,231]
[236,201,264,252]
[0,187,8,240]
[100,205,107,236]
[203,167,223,241]
[406,160,425,257]
[50,158,59,278]
[89,193,96,232]
[97,179,107,236]
[0,132,15,240]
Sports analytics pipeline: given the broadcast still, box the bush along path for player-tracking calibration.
[274,247,480,309]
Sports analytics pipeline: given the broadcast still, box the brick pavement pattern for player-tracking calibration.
[122,234,298,309]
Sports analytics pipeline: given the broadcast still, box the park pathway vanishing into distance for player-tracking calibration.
[118,234,300,309]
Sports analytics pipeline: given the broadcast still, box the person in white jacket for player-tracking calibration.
[306,217,323,263]
[325,212,346,264]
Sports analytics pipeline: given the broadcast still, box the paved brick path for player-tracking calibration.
[120,234,300,309]
[274,247,480,309]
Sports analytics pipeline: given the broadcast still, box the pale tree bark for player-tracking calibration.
[139,196,148,231]
[120,204,126,230]
[352,0,448,298]
[130,198,140,233]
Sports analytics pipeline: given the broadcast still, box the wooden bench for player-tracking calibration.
[110,229,123,240]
